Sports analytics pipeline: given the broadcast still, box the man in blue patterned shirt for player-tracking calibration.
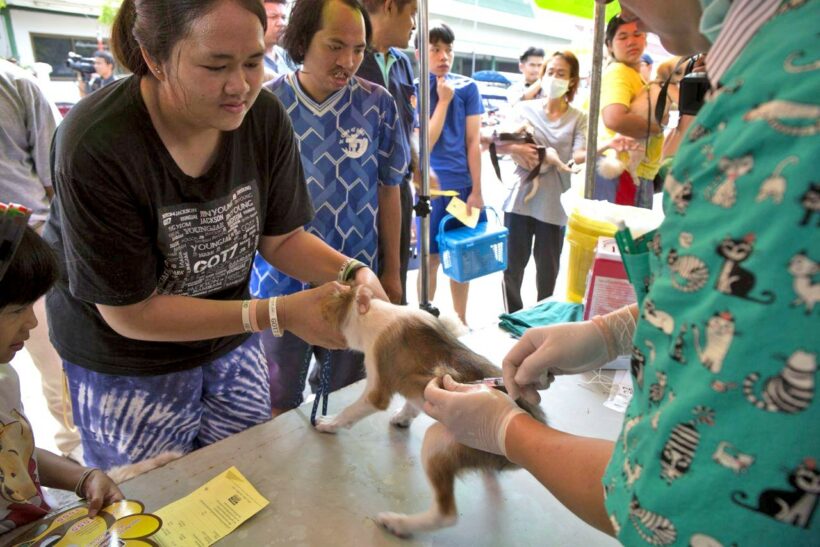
[251,0,408,414]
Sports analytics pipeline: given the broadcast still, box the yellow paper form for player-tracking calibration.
[445,197,480,229]
[154,466,269,547]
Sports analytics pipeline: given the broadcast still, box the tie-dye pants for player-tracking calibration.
[63,333,271,470]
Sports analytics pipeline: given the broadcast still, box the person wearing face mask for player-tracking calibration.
[596,14,664,209]
[494,51,587,313]
[424,0,818,544]
[43,0,389,470]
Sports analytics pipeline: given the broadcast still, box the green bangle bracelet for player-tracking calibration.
[343,260,366,282]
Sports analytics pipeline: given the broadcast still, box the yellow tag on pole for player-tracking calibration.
[445,197,480,229]
[430,189,459,197]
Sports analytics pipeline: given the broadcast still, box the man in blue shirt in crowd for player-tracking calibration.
[262,0,297,80]
[415,21,484,325]
[251,0,408,414]
[357,0,418,306]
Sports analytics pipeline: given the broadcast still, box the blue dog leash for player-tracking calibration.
[300,347,331,426]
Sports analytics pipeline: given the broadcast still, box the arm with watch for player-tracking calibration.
[96,227,387,350]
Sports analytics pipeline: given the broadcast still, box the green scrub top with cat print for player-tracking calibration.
[603,2,819,546]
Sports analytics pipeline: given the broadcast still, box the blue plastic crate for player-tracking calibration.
[437,208,508,283]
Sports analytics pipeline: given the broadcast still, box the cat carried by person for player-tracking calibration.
[312,285,546,537]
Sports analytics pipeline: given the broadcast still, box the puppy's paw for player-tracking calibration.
[389,409,415,428]
[376,512,413,538]
[314,415,341,433]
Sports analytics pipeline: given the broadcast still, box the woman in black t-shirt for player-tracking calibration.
[43,0,386,470]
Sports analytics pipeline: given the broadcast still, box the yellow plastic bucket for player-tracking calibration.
[565,210,616,303]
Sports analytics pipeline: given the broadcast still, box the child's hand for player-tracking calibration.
[81,469,124,518]
[436,76,455,104]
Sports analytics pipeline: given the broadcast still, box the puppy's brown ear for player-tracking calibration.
[355,285,375,314]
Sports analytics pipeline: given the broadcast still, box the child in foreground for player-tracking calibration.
[0,213,122,536]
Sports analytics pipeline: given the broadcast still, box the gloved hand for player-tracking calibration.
[502,321,608,404]
[423,375,525,456]
[502,306,638,404]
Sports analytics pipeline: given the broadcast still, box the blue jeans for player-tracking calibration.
[593,171,655,209]
[64,333,271,469]
[635,176,655,209]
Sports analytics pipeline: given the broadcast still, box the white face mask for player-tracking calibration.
[542,76,569,99]
[698,0,732,44]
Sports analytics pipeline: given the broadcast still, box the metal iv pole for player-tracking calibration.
[415,0,438,316]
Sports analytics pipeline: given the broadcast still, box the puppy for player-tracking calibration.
[315,286,546,537]
[631,57,685,129]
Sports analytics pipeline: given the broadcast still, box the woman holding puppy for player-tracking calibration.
[595,14,664,209]
[43,0,386,470]
[496,51,587,313]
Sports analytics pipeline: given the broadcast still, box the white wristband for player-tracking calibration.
[241,300,253,333]
[268,297,283,337]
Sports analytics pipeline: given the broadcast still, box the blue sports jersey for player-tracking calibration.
[252,73,408,297]
[415,73,484,190]
[358,48,416,183]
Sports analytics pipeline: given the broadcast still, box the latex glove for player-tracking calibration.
[502,321,609,404]
[423,375,525,456]
[81,469,124,518]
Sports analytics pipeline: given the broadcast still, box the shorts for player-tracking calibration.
[64,333,271,470]
[417,186,486,255]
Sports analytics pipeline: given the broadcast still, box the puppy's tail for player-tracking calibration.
[437,313,469,338]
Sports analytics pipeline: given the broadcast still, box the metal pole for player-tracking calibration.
[583,1,607,199]
[416,0,436,314]
[471,0,478,74]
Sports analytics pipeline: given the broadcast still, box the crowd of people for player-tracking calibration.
[1,0,816,544]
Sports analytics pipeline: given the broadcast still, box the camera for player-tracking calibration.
[679,70,710,116]
[66,52,96,81]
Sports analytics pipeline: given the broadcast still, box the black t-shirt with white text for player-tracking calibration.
[44,77,313,376]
